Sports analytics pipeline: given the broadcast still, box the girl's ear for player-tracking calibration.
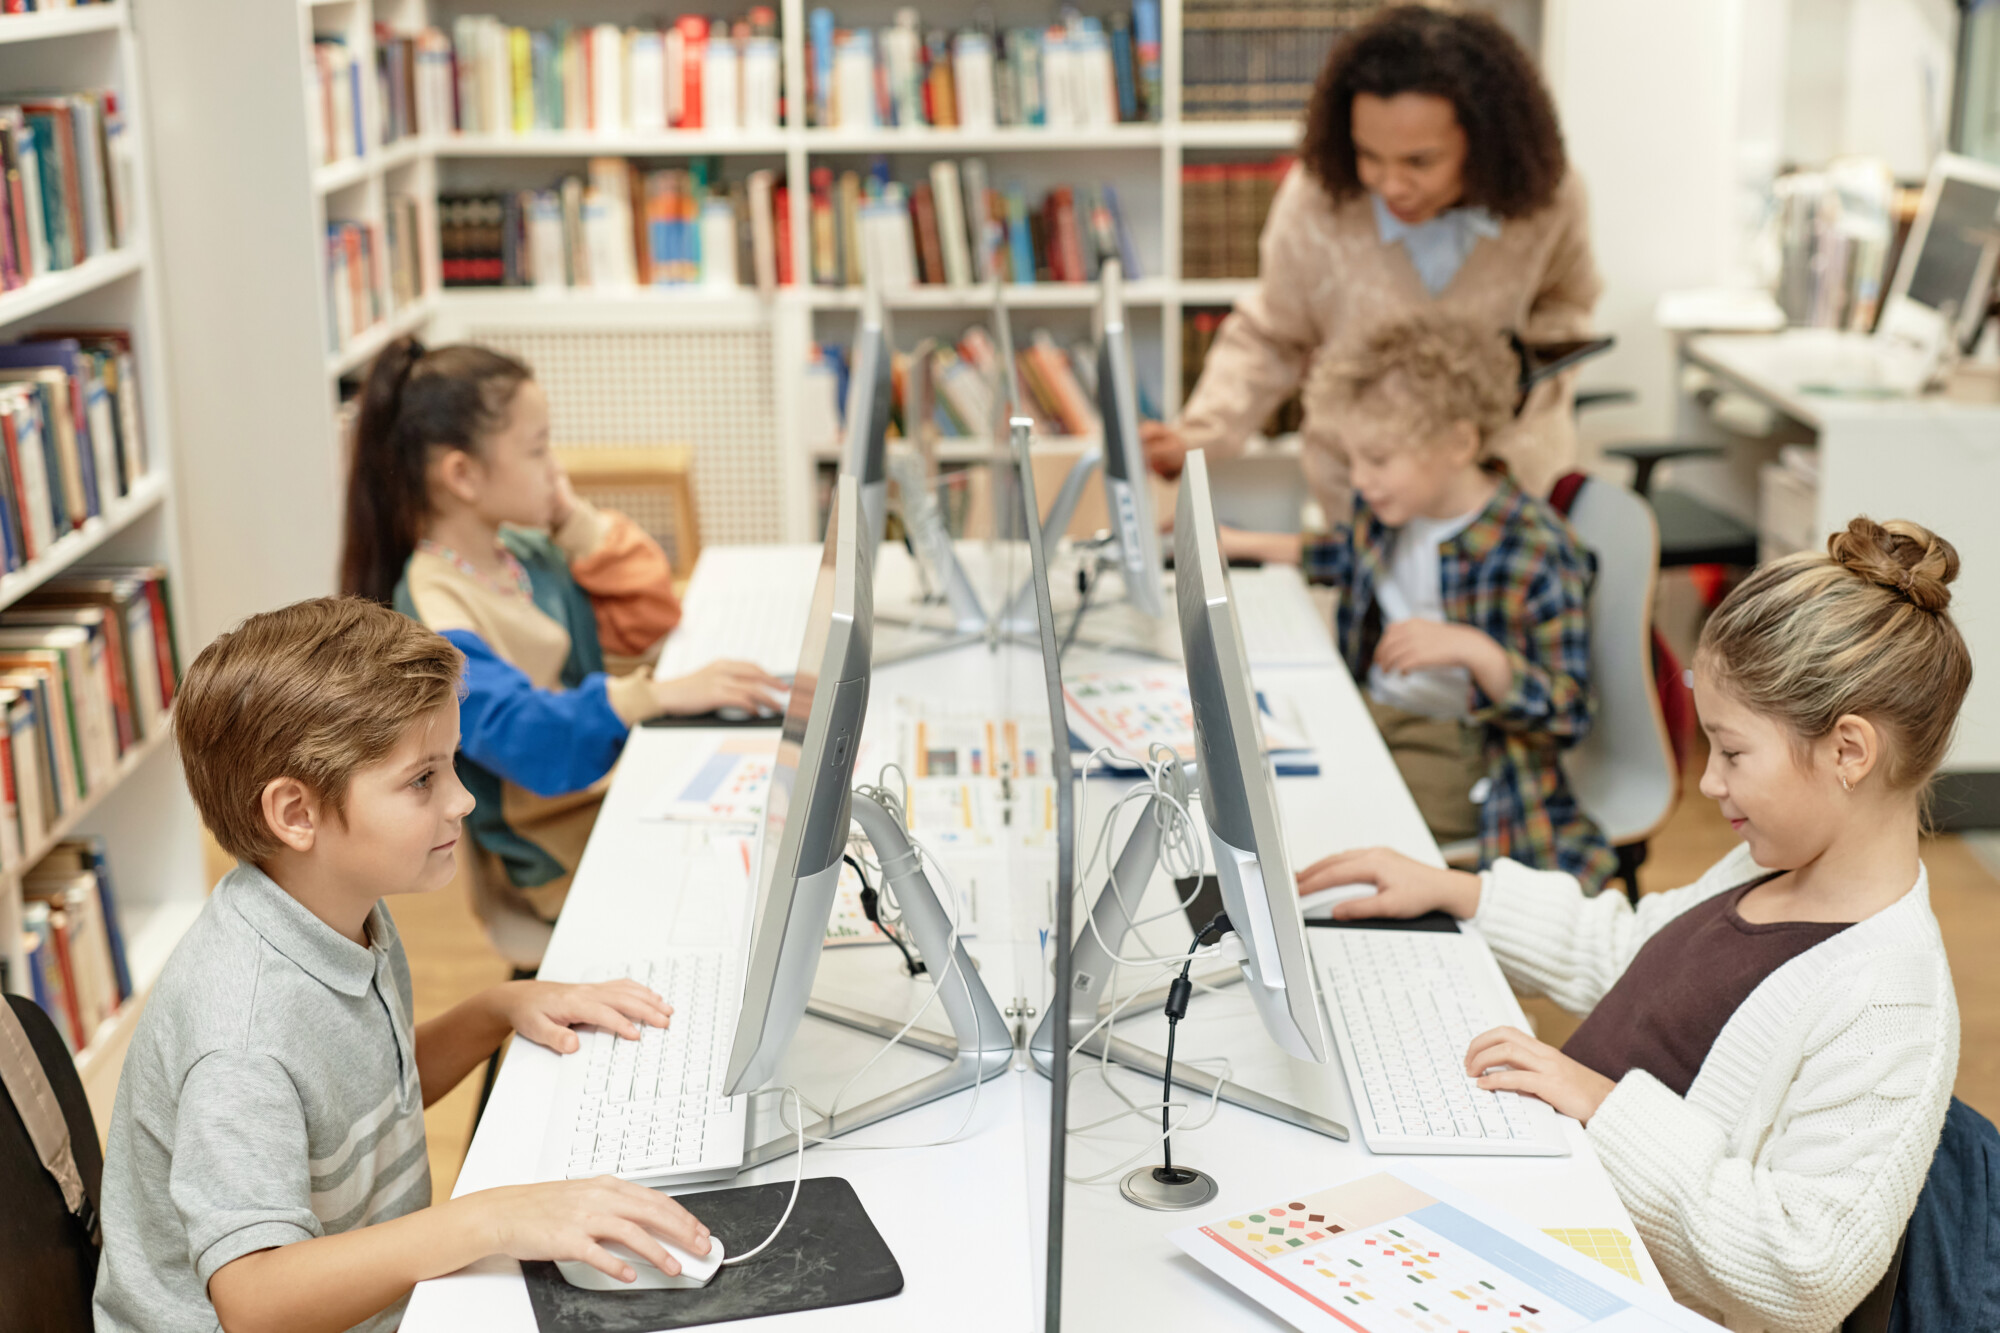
[260,776,320,854]
[1829,714,1882,789]
[430,445,482,508]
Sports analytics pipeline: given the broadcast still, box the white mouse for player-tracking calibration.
[1298,883,1381,918]
[556,1234,725,1291]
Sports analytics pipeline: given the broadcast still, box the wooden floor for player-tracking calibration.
[391,748,2000,1203]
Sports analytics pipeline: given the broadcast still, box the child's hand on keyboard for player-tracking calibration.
[499,979,674,1054]
[652,659,789,717]
[460,1175,711,1282]
[1463,1025,1616,1124]
[1217,525,1305,566]
[1297,847,1482,920]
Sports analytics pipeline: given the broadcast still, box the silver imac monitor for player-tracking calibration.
[839,283,895,543]
[724,474,875,1095]
[1097,259,1166,618]
[1880,152,2000,350]
[1173,449,1329,1063]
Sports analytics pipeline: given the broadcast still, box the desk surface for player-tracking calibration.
[403,544,1662,1332]
[1685,328,2000,430]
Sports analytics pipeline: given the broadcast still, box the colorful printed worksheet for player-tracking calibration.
[646,735,777,823]
[1171,1169,1717,1332]
[1064,668,1309,760]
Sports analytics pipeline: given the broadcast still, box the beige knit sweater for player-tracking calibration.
[1178,165,1603,519]
[1476,842,1958,1333]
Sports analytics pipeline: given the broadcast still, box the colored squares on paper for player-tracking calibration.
[1543,1228,1642,1284]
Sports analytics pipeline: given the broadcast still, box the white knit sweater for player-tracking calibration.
[1473,843,1959,1333]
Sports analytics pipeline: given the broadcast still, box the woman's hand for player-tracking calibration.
[1139,421,1190,479]
[462,1176,712,1283]
[1217,525,1305,566]
[1464,1025,1616,1124]
[652,659,789,717]
[496,979,673,1054]
[1296,847,1482,920]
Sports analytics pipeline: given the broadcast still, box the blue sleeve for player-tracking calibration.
[445,629,630,798]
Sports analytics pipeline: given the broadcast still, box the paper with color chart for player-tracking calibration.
[646,734,776,823]
[1170,1167,1717,1332]
[1064,669,1308,758]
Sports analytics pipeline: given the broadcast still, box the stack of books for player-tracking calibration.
[442,159,791,293]
[1769,162,1923,332]
[385,194,422,310]
[0,93,133,289]
[310,38,367,165]
[1181,0,1372,120]
[807,3,1161,130]
[325,219,386,351]
[810,158,1139,289]
[0,329,150,563]
[1182,308,1301,436]
[0,565,179,872]
[445,11,784,137]
[1182,157,1290,277]
[21,838,132,1055]
[375,25,457,148]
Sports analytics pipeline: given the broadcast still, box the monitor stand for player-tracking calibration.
[741,791,1016,1168]
[1025,788,1349,1142]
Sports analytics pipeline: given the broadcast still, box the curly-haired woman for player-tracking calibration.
[1145,5,1601,522]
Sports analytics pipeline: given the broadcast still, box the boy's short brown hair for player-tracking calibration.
[1314,315,1520,449]
[174,596,463,863]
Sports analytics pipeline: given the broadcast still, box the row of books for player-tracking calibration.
[806,3,1161,131]
[325,202,424,353]
[0,565,179,873]
[447,11,783,138]
[1182,306,1301,435]
[0,330,150,568]
[1182,157,1289,278]
[1,93,134,292]
[441,159,789,292]
[20,838,130,1055]
[1769,162,1923,333]
[1,1,115,12]
[810,159,1140,290]
[1181,0,1370,120]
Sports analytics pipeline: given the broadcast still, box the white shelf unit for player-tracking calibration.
[0,3,201,1121]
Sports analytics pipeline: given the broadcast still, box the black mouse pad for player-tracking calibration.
[521,1177,902,1332]
[641,711,782,729]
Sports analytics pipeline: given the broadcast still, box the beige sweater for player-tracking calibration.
[1179,165,1603,519]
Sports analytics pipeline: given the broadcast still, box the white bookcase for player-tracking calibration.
[0,1,202,1120]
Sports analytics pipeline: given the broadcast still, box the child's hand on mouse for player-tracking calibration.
[497,978,673,1054]
[1217,525,1304,565]
[460,1176,711,1283]
[1297,847,1481,920]
[652,659,788,717]
[1463,1025,1616,1124]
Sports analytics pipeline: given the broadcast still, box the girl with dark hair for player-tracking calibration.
[1144,4,1601,522]
[341,336,784,966]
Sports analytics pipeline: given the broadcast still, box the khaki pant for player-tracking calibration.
[1367,697,1484,843]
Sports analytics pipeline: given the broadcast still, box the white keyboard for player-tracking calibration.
[1310,927,1568,1157]
[657,546,822,680]
[1229,569,1340,667]
[540,949,749,1186]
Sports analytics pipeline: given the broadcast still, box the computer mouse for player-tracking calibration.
[556,1234,725,1291]
[715,706,753,722]
[1298,883,1380,918]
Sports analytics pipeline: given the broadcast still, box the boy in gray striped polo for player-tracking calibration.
[94,597,714,1333]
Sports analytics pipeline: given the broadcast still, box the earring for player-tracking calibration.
[1839,772,1852,792]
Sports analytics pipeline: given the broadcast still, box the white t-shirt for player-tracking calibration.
[1366,508,1481,719]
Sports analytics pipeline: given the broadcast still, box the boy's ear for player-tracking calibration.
[260,776,321,854]
[1444,419,1481,468]
[1829,714,1881,787]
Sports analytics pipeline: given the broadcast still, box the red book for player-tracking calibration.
[676,16,707,129]
[773,184,793,286]
[44,907,85,1049]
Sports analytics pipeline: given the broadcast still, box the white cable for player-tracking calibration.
[720,1085,805,1266]
[1070,745,1212,968]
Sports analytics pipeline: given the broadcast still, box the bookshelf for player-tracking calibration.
[0,1,201,1121]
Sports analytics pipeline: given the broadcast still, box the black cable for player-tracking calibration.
[844,852,925,977]
[1058,562,1097,660]
[1157,912,1230,1183]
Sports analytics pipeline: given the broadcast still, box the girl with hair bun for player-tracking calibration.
[340,337,785,966]
[1297,515,1967,1332]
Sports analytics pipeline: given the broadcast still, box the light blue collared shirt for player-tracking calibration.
[1372,194,1501,297]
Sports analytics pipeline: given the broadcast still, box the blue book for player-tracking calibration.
[809,8,837,127]
[82,836,132,1001]
[1109,14,1138,123]
[1004,186,1035,284]
[26,116,69,270]
[1101,184,1141,277]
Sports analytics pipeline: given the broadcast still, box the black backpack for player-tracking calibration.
[0,993,103,1332]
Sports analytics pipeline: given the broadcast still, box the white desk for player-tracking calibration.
[403,544,1663,1331]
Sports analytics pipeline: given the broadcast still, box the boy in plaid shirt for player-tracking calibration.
[1221,315,1616,889]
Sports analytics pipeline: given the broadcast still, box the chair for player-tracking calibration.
[1602,440,1759,571]
[554,444,702,576]
[1439,476,1680,901]
[1,994,102,1332]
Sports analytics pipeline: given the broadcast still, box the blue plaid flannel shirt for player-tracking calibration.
[1303,473,1617,889]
